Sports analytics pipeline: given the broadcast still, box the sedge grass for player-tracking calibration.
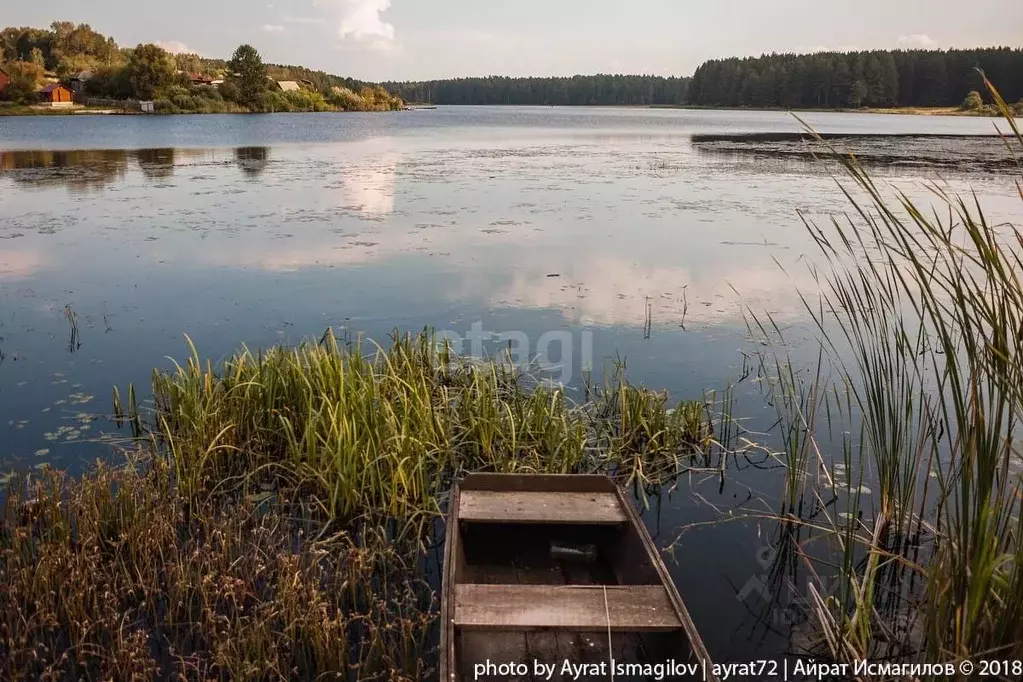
[1,330,708,679]
[150,329,709,525]
[747,76,1023,668]
[0,459,434,681]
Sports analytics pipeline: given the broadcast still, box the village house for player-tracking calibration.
[275,80,302,93]
[38,83,74,106]
[188,73,214,86]
[69,71,93,96]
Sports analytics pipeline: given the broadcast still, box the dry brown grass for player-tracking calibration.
[0,457,434,681]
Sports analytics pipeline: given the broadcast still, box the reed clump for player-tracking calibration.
[1,331,707,679]
[151,329,709,521]
[754,77,1023,667]
[0,459,434,681]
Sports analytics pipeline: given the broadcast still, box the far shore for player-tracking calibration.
[2,102,1017,118]
[649,103,1014,117]
[0,103,409,117]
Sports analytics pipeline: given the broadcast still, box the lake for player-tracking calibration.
[1,107,1020,666]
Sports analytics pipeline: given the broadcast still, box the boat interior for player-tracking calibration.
[445,475,697,680]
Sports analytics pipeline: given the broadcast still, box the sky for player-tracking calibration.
[6,1,1023,82]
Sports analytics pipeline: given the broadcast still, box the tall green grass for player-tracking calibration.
[782,78,1023,664]
[151,330,709,526]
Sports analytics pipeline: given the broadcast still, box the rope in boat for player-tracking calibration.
[602,585,614,682]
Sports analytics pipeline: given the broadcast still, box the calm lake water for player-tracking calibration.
[1,107,1020,667]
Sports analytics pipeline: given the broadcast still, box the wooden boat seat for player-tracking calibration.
[453,584,682,631]
[458,490,627,525]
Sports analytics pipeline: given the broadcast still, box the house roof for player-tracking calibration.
[277,80,301,92]
[39,83,70,93]
[71,71,93,81]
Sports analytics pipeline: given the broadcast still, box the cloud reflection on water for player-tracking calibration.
[489,256,816,327]
[0,249,45,280]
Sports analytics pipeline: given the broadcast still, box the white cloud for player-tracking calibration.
[155,40,193,54]
[262,24,286,33]
[897,34,937,49]
[796,44,861,54]
[316,0,396,47]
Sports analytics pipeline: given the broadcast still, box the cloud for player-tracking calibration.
[316,0,395,46]
[897,34,937,49]
[155,40,193,54]
[797,44,860,54]
[262,24,285,33]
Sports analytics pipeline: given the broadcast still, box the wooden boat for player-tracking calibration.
[440,473,716,681]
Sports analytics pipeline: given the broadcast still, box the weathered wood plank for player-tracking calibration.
[459,490,627,525]
[454,584,681,631]
[614,486,719,681]
[460,473,617,493]
[440,485,460,682]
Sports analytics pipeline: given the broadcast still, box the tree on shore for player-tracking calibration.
[961,90,983,111]
[0,60,44,101]
[127,43,175,99]
[226,44,268,109]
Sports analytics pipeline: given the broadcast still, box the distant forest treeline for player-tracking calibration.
[688,48,1023,108]
[383,75,691,106]
[388,48,1023,109]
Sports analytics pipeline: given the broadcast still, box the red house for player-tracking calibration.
[0,67,11,95]
[39,83,74,105]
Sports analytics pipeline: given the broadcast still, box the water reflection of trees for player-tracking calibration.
[135,148,176,180]
[235,147,270,178]
[0,149,129,192]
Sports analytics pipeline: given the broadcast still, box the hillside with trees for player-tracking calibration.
[686,48,1023,109]
[383,75,690,106]
[0,22,403,113]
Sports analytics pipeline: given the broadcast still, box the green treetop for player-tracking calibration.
[227,44,268,109]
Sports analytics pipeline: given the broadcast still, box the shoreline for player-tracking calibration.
[3,102,1015,118]
[0,103,410,117]
[0,106,403,117]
